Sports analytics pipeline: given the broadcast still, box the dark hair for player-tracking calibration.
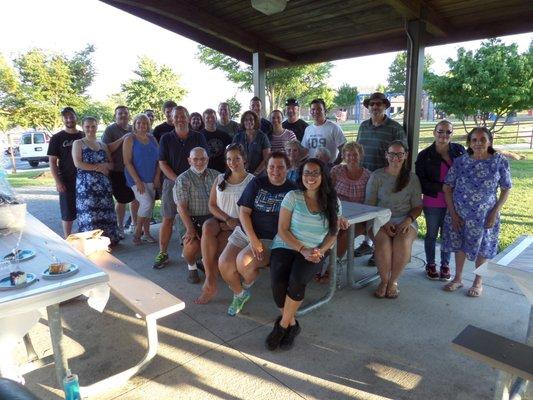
[387,140,411,193]
[82,116,98,125]
[240,110,260,130]
[266,150,290,169]
[218,144,247,191]
[466,127,495,155]
[310,98,326,111]
[270,109,284,121]
[114,105,128,114]
[297,158,339,235]
[250,96,262,104]
[162,100,177,110]
[189,112,204,131]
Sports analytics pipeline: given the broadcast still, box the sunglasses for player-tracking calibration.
[436,130,453,136]
[302,171,321,177]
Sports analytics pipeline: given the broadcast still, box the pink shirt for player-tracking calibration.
[331,165,371,203]
[422,160,451,208]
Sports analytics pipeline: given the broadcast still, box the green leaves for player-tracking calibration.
[334,83,358,108]
[386,51,434,94]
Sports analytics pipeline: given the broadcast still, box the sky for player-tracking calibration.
[1,0,531,113]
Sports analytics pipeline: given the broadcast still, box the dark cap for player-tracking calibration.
[61,107,77,116]
[363,92,391,109]
[285,98,299,107]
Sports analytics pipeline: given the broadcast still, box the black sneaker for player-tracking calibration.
[280,320,301,350]
[354,242,373,257]
[367,253,376,266]
[187,269,200,284]
[196,260,205,272]
[266,316,288,351]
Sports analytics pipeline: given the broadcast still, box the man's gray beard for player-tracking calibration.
[191,166,206,174]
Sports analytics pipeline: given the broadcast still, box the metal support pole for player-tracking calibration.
[47,304,68,388]
[253,52,266,115]
[404,19,426,168]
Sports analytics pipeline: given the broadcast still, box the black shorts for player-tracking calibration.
[59,181,77,221]
[109,171,135,204]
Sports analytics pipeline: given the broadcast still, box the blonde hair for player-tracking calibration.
[132,113,151,133]
[342,141,364,159]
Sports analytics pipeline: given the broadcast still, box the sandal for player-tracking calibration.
[467,286,483,297]
[318,270,330,284]
[386,282,399,299]
[443,281,463,292]
[374,281,387,298]
[314,272,322,282]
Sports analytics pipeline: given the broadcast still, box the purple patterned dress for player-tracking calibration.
[442,153,512,260]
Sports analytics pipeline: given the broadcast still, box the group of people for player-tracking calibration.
[47,91,511,351]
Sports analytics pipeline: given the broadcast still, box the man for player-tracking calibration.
[282,98,308,141]
[102,106,138,239]
[216,102,240,138]
[152,100,177,143]
[355,92,407,262]
[154,106,208,269]
[250,96,273,137]
[173,147,218,283]
[302,98,346,164]
[47,107,84,238]
[201,108,232,172]
[144,109,155,131]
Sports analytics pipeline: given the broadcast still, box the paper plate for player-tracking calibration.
[0,273,38,291]
[3,249,36,263]
[42,263,79,280]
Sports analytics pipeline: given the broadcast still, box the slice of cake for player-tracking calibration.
[10,271,27,286]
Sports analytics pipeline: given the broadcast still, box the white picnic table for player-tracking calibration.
[0,213,109,387]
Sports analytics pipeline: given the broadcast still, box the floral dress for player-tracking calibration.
[442,153,512,260]
[76,143,120,244]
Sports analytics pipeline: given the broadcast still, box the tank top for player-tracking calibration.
[125,135,159,187]
[216,173,254,218]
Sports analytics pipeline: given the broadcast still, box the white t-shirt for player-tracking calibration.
[302,119,346,161]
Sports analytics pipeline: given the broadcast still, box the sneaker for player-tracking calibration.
[354,242,373,257]
[141,234,157,244]
[153,252,169,269]
[227,290,251,316]
[266,316,288,351]
[125,224,136,235]
[367,253,376,266]
[187,269,200,284]
[196,260,205,272]
[425,263,440,280]
[279,320,301,350]
[118,228,125,240]
[440,265,452,281]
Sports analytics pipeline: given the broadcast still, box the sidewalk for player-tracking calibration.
[15,223,532,400]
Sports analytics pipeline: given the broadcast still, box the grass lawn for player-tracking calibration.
[6,171,56,187]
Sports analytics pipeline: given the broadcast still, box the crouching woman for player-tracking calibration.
[266,158,340,351]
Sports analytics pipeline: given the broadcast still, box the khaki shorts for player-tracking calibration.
[227,226,273,258]
[161,179,177,219]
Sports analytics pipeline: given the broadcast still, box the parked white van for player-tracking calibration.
[19,131,51,168]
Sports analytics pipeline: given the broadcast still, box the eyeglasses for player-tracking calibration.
[302,171,321,177]
[436,130,453,136]
[387,152,406,159]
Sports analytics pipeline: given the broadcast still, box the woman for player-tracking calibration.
[219,152,296,316]
[415,120,465,281]
[285,139,307,183]
[365,140,422,298]
[197,144,254,304]
[72,116,120,245]
[330,142,371,262]
[189,112,204,132]
[232,111,271,175]
[269,110,296,153]
[266,158,340,351]
[123,113,161,245]
[442,127,511,297]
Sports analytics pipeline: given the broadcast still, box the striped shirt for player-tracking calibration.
[270,129,297,153]
[272,190,342,250]
[173,168,218,216]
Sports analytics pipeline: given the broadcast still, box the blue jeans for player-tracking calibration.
[423,207,450,266]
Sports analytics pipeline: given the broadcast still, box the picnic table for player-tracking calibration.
[298,201,391,315]
[0,213,110,387]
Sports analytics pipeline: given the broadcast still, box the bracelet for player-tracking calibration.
[298,245,305,253]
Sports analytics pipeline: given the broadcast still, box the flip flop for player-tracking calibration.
[467,286,483,297]
[374,281,387,298]
[443,281,464,292]
[386,282,399,299]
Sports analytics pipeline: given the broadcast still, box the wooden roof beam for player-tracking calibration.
[103,0,293,62]
[383,0,449,37]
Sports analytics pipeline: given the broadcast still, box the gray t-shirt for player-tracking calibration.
[216,120,240,138]
[365,168,422,219]
[102,122,132,171]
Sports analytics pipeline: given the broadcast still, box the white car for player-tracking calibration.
[19,131,51,168]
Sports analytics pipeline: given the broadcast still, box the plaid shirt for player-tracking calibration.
[330,165,371,203]
[173,168,218,216]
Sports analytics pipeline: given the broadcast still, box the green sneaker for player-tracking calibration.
[227,290,251,316]
[153,252,169,269]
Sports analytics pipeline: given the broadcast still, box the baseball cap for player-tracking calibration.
[285,98,299,106]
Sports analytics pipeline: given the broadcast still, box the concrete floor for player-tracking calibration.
[12,227,533,400]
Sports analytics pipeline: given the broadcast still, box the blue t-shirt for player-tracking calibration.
[237,175,296,240]
[158,130,208,179]
[232,130,271,173]
[125,135,159,187]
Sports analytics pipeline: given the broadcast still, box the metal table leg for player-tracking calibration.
[347,224,380,289]
[46,304,68,388]
[297,244,338,316]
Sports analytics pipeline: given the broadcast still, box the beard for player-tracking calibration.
[191,166,207,174]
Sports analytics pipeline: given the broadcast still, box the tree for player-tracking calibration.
[121,56,187,120]
[197,45,334,112]
[425,38,533,132]
[386,51,434,93]
[225,96,241,119]
[334,83,358,108]
[0,46,96,131]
